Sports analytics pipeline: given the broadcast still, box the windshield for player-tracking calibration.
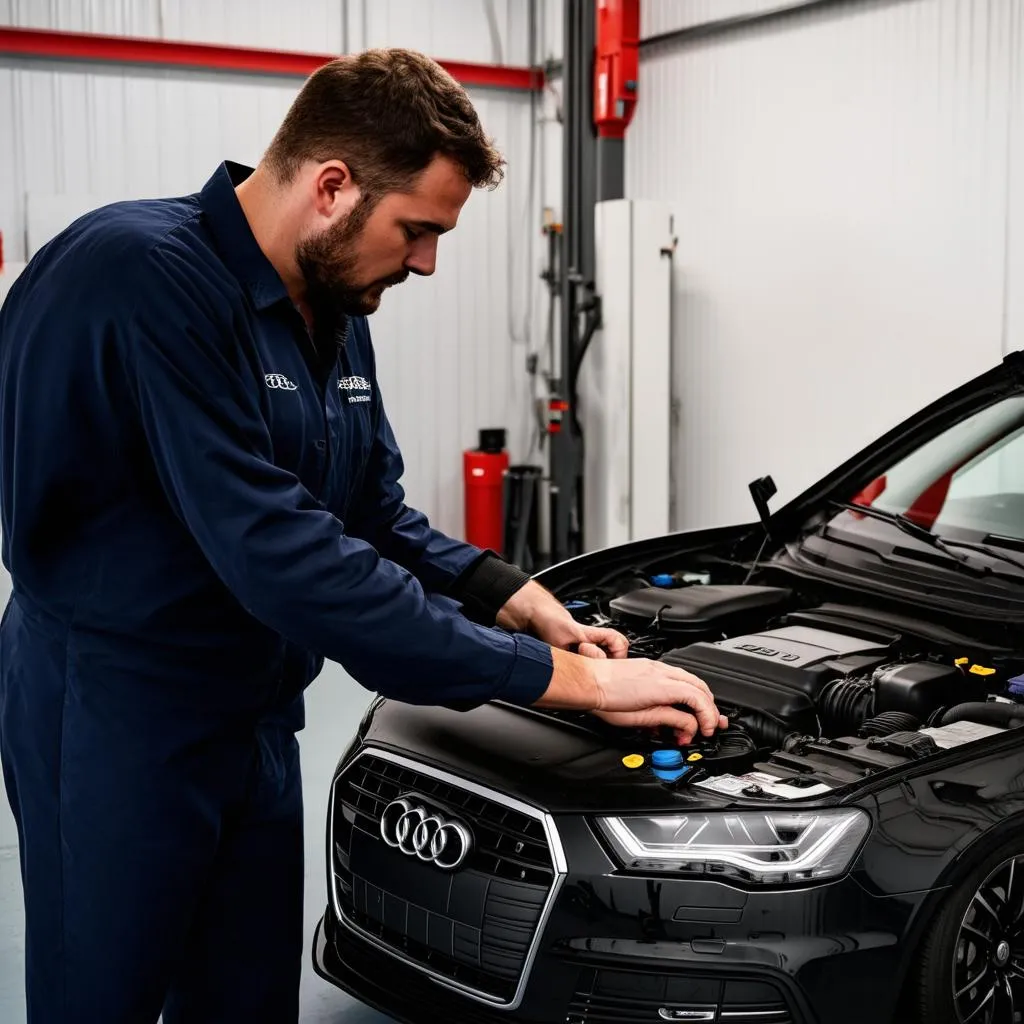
[850,394,1024,543]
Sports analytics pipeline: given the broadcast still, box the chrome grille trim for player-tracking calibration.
[327,746,567,1011]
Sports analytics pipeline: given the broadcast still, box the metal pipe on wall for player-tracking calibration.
[548,0,640,560]
[639,0,914,50]
[548,0,599,562]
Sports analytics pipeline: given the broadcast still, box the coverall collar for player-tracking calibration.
[199,161,291,312]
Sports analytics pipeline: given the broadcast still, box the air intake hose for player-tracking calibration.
[819,677,874,735]
[729,710,797,749]
[859,711,921,738]
[939,702,1024,729]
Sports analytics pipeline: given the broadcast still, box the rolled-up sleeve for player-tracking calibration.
[120,244,553,708]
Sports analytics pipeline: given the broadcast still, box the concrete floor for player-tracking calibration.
[0,660,393,1024]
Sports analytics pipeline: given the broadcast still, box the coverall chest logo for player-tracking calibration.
[379,797,473,871]
[338,375,371,404]
[265,373,298,391]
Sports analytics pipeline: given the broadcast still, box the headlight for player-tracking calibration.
[597,808,871,885]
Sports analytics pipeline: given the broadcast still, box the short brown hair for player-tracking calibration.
[264,48,505,197]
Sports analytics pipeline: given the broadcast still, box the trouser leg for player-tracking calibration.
[0,604,254,1024]
[162,722,305,1024]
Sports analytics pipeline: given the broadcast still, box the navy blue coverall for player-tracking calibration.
[0,161,554,1023]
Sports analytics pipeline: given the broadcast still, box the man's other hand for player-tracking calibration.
[572,633,729,742]
[496,579,629,659]
[504,581,730,742]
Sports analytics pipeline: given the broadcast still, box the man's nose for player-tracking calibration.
[404,236,438,277]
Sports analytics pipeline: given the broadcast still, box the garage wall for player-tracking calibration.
[642,0,813,35]
[0,0,552,539]
[627,0,1024,530]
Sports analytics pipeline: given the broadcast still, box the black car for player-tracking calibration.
[313,351,1024,1024]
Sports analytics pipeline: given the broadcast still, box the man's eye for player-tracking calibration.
[403,226,421,242]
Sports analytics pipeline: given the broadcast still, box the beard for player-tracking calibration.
[295,197,409,320]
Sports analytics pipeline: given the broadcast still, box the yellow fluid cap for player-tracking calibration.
[622,754,645,769]
[955,657,969,666]
[970,664,997,676]
[687,753,704,762]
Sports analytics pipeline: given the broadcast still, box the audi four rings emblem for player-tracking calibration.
[265,373,298,391]
[379,798,473,870]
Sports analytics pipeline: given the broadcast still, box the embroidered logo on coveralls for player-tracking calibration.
[338,376,372,403]
[265,373,298,391]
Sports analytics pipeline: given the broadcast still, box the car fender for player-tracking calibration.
[884,809,1024,1006]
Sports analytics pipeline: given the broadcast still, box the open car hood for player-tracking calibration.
[540,350,1024,593]
[767,349,1024,537]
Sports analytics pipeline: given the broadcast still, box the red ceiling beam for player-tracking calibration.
[0,26,543,93]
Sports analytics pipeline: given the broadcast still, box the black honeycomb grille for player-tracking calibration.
[568,968,795,1024]
[339,753,553,884]
[331,752,556,1003]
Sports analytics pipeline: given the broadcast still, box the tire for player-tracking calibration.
[912,837,1024,1023]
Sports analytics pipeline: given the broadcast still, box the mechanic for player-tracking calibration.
[0,48,725,1024]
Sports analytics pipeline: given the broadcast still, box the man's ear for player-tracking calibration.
[312,161,358,218]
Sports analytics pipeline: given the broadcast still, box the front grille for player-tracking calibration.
[330,750,557,1004]
[325,912,551,1024]
[568,968,795,1024]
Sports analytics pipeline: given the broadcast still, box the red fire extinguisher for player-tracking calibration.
[463,428,509,553]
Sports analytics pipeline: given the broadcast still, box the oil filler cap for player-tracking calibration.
[652,750,683,768]
[622,754,645,769]
[651,749,690,783]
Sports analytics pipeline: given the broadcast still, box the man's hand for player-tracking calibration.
[496,580,628,658]
[535,648,728,741]
[502,582,729,742]
[586,655,729,742]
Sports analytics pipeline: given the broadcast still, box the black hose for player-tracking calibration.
[939,702,1024,729]
[568,294,602,437]
[714,727,759,757]
[819,678,874,734]
[859,711,921,738]
[730,710,796,749]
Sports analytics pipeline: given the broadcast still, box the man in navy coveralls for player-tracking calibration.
[0,49,723,1023]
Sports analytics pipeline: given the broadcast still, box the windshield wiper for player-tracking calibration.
[830,501,949,544]
[828,501,989,573]
[830,501,1024,576]
[984,533,1024,555]
[940,538,1024,573]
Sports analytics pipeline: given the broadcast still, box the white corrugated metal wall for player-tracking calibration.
[0,0,553,539]
[628,0,1024,531]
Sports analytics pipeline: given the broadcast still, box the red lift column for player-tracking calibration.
[593,0,640,199]
[594,0,640,139]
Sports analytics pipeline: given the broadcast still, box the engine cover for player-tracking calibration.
[661,626,893,734]
[608,584,792,638]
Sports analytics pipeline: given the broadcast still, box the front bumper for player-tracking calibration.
[314,745,928,1024]
[313,906,817,1024]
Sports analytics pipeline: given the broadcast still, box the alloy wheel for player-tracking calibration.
[953,854,1024,1023]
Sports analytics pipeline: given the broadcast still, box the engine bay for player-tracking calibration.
[552,567,1024,800]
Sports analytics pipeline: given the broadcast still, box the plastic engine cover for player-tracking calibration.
[608,585,792,637]
[661,626,893,734]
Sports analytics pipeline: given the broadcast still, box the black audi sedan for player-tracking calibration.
[313,351,1024,1024]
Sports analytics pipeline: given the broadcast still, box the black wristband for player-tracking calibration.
[450,551,532,627]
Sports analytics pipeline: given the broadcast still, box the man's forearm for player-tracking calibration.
[531,647,602,709]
